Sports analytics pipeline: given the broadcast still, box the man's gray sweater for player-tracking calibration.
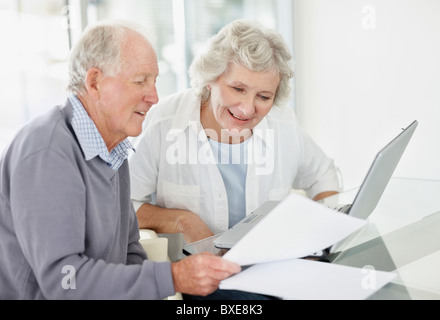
[0,100,175,299]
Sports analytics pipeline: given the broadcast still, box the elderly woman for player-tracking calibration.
[129,19,341,245]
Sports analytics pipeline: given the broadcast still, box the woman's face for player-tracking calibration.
[203,63,280,142]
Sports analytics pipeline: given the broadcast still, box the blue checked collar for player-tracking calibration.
[69,95,134,171]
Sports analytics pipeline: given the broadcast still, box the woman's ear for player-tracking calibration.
[84,67,103,99]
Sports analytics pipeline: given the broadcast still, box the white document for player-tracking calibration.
[223,193,367,266]
[220,259,396,300]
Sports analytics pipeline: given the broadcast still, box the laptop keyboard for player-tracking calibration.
[330,204,352,214]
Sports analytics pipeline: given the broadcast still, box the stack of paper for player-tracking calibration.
[219,193,396,300]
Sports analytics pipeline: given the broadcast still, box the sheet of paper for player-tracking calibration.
[223,193,367,266]
[220,259,396,300]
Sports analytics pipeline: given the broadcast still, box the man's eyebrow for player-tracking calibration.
[133,72,159,79]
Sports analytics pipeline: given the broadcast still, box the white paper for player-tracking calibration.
[223,193,367,266]
[220,259,396,300]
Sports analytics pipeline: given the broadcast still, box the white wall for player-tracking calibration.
[293,0,440,190]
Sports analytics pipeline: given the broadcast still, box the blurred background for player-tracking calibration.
[1,0,439,191]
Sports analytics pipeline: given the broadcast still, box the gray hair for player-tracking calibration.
[189,19,294,107]
[67,20,150,95]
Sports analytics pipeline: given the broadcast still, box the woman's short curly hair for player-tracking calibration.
[189,19,294,107]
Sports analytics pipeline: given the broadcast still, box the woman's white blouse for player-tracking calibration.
[129,89,341,234]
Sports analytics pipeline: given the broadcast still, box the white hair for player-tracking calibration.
[189,19,294,106]
[67,20,151,95]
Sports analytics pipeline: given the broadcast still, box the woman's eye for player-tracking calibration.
[233,87,244,93]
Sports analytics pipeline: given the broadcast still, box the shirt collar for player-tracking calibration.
[169,89,204,134]
[69,95,134,171]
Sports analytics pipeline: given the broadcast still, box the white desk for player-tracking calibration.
[324,177,440,299]
[183,177,440,299]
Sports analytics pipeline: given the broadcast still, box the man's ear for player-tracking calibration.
[84,67,103,99]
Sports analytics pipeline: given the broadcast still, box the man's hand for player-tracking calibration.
[171,253,241,296]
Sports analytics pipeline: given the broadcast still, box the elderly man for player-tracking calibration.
[0,21,240,299]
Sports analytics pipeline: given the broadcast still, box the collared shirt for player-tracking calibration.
[129,89,341,234]
[69,95,134,171]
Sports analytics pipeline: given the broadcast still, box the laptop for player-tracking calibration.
[212,120,419,251]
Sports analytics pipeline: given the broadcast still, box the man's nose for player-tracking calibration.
[144,84,159,105]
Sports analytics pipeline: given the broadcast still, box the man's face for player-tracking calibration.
[97,33,159,146]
